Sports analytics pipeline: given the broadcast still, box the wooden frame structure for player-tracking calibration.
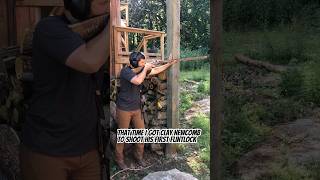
[111,2,166,77]
[113,26,165,65]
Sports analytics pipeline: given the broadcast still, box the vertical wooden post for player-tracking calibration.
[0,0,9,48]
[7,0,16,46]
[143,38,147,59]
[211,0,223,179]
[125,4,129,26]
[160,34,165,61]
[16,7,41,45]
[110,0,121,77]
[165,0,180,156]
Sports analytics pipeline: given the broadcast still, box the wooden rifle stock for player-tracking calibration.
[68,14,109,40]
[131,56,208,74]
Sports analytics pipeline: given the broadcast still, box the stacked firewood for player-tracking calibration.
[110,72,167,155]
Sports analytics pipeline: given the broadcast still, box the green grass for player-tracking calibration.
[180,68,209,82]
[197,81,210,95]
[191,114,210,166]
[223,29,320,71]
[179,28,320,178]
[179,91,193,113]
[257,161,320,180]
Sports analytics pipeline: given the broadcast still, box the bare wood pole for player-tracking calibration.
[110,0,121,77]
[0,0,9,47]
[165,0,180,156]
[211,0,223,179]
[7,0,16,46]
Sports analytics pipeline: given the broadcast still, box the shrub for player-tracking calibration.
[223,95,270,167]
[263,98,304,125]
[191,114,210,166]
[180,92,193,113]
[197,81,210,95]
[247,32,308,65]
[302,61,320,105]
[280,68,303,97]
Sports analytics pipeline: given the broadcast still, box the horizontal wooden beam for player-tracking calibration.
[116,56,162,64]
[16,0,64,6]
[144,34,161,40]
[119,51,161,57]
[114,26,165,35]
[180,55,208,62]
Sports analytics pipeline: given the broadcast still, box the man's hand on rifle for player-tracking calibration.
[145,63,155,71]
[168,59,179,65]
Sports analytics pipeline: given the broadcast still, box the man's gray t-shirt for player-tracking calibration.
[116,66,142,111]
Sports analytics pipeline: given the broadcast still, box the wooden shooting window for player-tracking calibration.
[113,26,166,65]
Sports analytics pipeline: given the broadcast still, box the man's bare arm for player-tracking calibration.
[130,63,154,85]
[65,23,110,73]
[148,60,178,76]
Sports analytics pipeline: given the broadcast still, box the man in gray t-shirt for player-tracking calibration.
[115,52,177,169]
[115,52,153,169]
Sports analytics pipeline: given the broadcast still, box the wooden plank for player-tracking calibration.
[136,38,144,51]
[116,56,162,64]
[160,34,165,61]
[165,0,180,156]
[124,32,129,52]
[180,56,208,62]
[211,0,223,179]
[0,0,8,48]
[145,34,161,40]
[114,26,165,35]
[125,4,129,26]
[16,0,64,6]
[143,38,147,58]
[16,7,41,45]
[118,52,161,57]
[7,0,17,46]
[110,0,121,77]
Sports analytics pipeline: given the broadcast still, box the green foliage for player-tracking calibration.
[180,91,193,113]
[197,81,209,95]
[191,114,210,166]
[223,0,320,31]
[305,161,320,179]
[258,161,320,180]
[223,95,270,167]
[263,98,304,125]
[280,61,320,106]
[301,61,320,105]
[181,0,210,49]
[280,68,303,97]
[247,31,308,65]
[127,0,320,52]
[180,48,209,71]
[180,68,209,82]
[258,165,309,180]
